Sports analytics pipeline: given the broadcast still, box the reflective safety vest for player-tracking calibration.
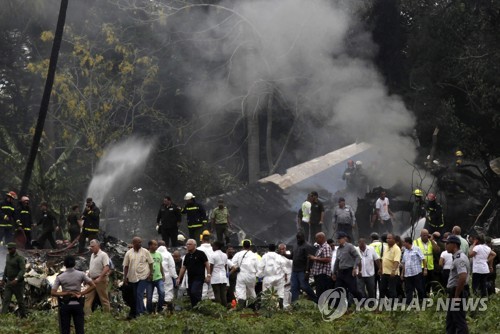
[370,241,385,257]
[413,238,434,270]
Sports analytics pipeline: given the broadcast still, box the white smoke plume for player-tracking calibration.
[86,137,155,207]
[166,0,417,188]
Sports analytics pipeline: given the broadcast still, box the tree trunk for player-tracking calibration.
[247,103,260,183]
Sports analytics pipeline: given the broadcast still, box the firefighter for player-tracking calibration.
[0,191,17,245]
[342,159,356,188]
[455,150,464,167]
[36,201,59,249]
[411,189,426,226]
[424,193,444,235]
[181,192,207,246]
[16,196,33,249]
[78,198,100,253]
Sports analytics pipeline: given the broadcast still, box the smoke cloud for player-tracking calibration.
[167,0,417,188]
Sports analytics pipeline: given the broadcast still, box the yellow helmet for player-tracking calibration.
[200,230,210,241]
[413,189,423,197]
[455,150,463,157]
[241,239,252,246]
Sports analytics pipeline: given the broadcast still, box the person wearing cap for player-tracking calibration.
[439,232,454,288]
[210,198,231,246]
[1,242,26,317]
[411,189,426,226]
[16,196,33,249]
[309,191,325,243]
[78,198,100,254]
[332,232,362,302]
[0,191,17,244]
[51,255,96,334]
[176,239,211,307]
[444,235,470,333]
[333,197,356,243]
[157,196,182,247]
[36,201,59,249]
[181,192,208,246]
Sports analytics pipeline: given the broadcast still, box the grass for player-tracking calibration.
[0,295,499,334]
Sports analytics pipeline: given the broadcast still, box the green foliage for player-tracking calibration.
[0,296,499,333]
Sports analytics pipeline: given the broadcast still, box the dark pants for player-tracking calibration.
[23,229,32,249]
[336,268,362,300]
[188,226,204,246]
[472,273,488,297]
[381,219,393,233]
[227,271,237,304]
[337,224,353,242]
[68,227,80,242]
[59,302,84,334]
[380,274,398,300]
[187,279,204,307]
[404,273,426,304]
[358,276,376,299]
[212,283,227,307]
[309,223,322,243]
[120,283,137,318]
[38,230,57,249]
[291,271,317,303]
[78,231,98,253]
[300,221,310,242]
[215,224,230,245]
[446,287,469,334]
[314,274,333,298]
[0,226,14,244]
[423,269,435,294]
[161,226,178,247]
[1,281,26,316]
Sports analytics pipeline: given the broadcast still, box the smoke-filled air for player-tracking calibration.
[163,0,417,187]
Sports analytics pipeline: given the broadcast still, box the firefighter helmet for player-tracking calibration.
[6,191,17,200]
[427,193,436,201]
[455,150,463,157]
[355,160,362,166]
[414,189,423,197]
[21,196,30,202]
[184,192,195,200]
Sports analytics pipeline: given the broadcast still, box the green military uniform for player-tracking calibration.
[1,243,26,317]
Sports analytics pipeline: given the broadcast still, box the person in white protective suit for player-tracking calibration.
[197,231,215,300]
[230,239,258,309]
[153,243,178,313]
[258,243,286,309]
[278,243,293,308]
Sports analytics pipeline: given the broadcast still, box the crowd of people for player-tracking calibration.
[0,185,498,334]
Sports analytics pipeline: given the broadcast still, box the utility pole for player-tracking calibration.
[20,0,69,195]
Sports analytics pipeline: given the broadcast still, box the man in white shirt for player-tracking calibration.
[210,241,228,307]
[374,191,394,233]
[357,238,380,299]
[84,239,111,315]
[198,232,215,300]
[258,244,286,309]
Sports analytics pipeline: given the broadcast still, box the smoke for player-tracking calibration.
[167,0,417,187]
[86,137,155,207]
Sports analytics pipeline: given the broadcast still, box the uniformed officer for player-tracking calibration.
[445,235,470,334]
[333,197,356,242]
[1,242,26,317]
[51,255,96,334]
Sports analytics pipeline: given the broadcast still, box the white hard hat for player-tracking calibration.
[355,160,362,166]
[184,192,195,200]
[177,234,186,242]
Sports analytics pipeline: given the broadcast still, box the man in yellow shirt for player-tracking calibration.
[378,233,401,303]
